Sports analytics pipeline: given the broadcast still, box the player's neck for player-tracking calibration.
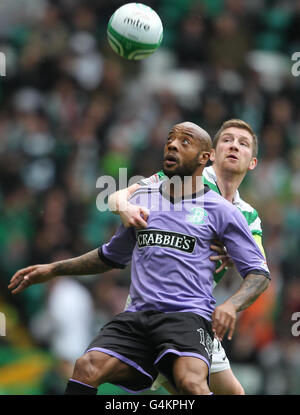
[213,165,245,203]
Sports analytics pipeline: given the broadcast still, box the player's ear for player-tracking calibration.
[210,148,216,163]
[199,150,211,165]
[248,157,257,171]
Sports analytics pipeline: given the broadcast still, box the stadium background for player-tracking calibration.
[0,0,299,395]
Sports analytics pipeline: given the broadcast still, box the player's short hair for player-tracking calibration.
[213,119,258,157]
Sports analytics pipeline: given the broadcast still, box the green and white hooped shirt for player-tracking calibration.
[139,165,265,285]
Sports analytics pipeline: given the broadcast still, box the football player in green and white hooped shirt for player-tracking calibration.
[108,119,265,395]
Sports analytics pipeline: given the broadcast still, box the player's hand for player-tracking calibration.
[210,240,234,273]
[119,203,149,229]
[8,264,56,295]
[212,300,237,341]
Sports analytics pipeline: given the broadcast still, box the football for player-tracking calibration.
[107,3,163,60]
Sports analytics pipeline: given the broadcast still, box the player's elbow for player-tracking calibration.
[247,273,270,294]
[258,274,270,292]
[262,276,270,292]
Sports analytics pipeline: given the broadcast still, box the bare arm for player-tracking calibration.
[52,249,111,276]
[108,183,149,229]
[212,273,269,341]
[8,249,112,295]
[227,273,269,312]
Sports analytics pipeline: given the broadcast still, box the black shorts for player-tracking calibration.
[85,310,214,393]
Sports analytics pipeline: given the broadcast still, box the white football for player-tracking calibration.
[107,3,163,60]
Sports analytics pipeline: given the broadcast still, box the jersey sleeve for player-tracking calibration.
[248,211,266,258]
[98,225,136,268]
[252,234,266,258]
[218,207,270,280]
[213,213,266,284]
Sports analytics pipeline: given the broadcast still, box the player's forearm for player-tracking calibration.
[108,184,141,213]
[226,273,270,312]
[51,249,111,276]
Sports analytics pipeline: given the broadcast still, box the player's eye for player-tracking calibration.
[221,137,230,143]
[183,138,191,144]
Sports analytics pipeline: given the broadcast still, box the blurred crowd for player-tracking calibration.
[0,0,299,395]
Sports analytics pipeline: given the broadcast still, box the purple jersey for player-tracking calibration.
[99,183,270,321]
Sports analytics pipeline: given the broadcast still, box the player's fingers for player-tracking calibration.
[9,267,34,285]
[212,310,217,333]
[212,309,223,334]
[8,276,22,290]
[127,216,143,228]
[8,269,32,290]
[8,273,23,289]
[11,275,31,294]
[215,256,231,273]
[11,270,39,294]
[210,244,226,254]
[219,313,236,341]
[213,309,232,341]
[135,216,148,229]
[227,318,236,341]
[140,207,150,220]
[215,316,229,341]
[215,262,227,274]
[209,254,227,262]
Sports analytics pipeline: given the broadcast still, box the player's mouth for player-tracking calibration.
[226,154,239,160]
[164,154,179,167]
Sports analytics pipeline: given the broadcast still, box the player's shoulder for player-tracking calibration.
[206,185,235,208]
[235,194,257,213]
[235,194,261,222]
[139,181,161,191]
[205,186,241,220]
[205,189,247,234]
[130,181,161,200]
[139,171,166,186]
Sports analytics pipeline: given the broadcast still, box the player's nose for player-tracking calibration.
[167,138,179,151]
[229,139,239,151]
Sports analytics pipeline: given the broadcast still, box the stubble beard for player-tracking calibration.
[163,157,200,180]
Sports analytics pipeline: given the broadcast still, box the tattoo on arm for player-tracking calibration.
[52,249,111,276]
[229,274,269,312]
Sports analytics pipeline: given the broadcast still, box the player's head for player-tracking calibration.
[210,119,258,175]
[163,121,211,179]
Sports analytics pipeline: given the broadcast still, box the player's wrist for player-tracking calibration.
[223,298,239,313]
[108,190,128,213]
[50,262,64,277]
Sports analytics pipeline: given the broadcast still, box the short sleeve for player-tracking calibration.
[99,225,136,268]
[219,207,270,279]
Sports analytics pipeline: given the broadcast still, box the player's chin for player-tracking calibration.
[223,160,242,172]
[163,164,179,177]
